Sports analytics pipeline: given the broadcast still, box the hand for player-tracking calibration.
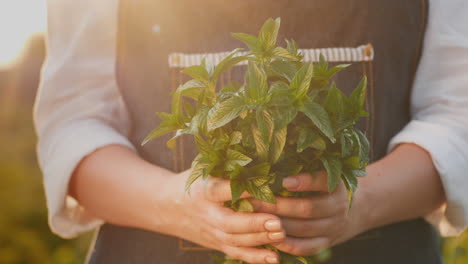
[70,145,283,263]
[250,172,369,256]
[158,169,286,264]
[72,144,444,261]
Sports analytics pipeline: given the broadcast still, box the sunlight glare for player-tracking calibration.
[0,0,46,68]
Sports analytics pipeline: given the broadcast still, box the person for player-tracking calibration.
[34,0,468,263]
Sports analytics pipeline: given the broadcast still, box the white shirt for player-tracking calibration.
[35,0,468,238]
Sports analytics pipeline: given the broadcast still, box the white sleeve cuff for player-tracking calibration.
[38,119,136,238]
[388,120,468,236]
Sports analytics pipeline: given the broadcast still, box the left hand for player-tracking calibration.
[250,172,369,256]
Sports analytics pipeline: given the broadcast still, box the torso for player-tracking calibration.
[88,1,442,263]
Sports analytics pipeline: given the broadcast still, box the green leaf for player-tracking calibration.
[246,162,271,178]
[251,123,269,161]
[220,81,242,94]
[350,76,367,106]
[174,79,206,101]
[314,248,332,262]
[333,118,355,134]
[209,254,226,264]
[186,154,209,192]
[224,149,252,171]
[357,130,370,165]
[327,63,350,78]
[248,165,272,187]
[246,61,268,101]
[213,134,231,150]
[203,152,221,179]
[193,136,209,156]
[343,155,361,170]
[239,121,255,149]
[207,96,247,130]
[229,131,242,146]
[269,126,287,164]
[270,60,296,82]
[181,65,209,82]
[141,113,181,145]
[313,54,329,80]
[149,19,371,229]
[269,80,290,92]
[187,106,209,135]
[349,76,367,119]
[171,79,208,124]
[286,39,299,57]
[271,47,297,60]
[250,174,273,187]
[142,125,176,146]
[300,101,335,143]
[352,169,367,177]
[340,132,354,157]
[218,83,243,102]
[258,17,281,51]
[324,83,345,115]
[279,162,304,178]
[183,101,196,118]
[246,181,276,204]
[320,156,342,193]
[166,127,191,149]
[342,170,358,209]
[231,33,260,52]
[290,62,314,99]
[273,106,297,129]
[201,57,214,78]
[196,88,207,109]
[212,48,248,81]
[230,179,246,204]
[352,129,370,166]
[297,129,326,153]
[281,254,304,264]
[264,244,279,252]
[236,199,254,212]
[269,82,296,106]
[313,54,349,80]
[296,256,309,264]
[256,109,274,143]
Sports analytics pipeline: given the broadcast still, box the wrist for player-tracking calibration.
[135,165,179,234]
[351,158,391,235]
[354,144,445,233]
[352,170,377,235]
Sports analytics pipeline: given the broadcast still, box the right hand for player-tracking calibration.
[155,169,285,264]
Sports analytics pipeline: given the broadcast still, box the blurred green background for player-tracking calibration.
[0,2,467,263]
[0,33,93,263]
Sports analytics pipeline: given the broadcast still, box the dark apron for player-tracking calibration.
[88,0,442,263]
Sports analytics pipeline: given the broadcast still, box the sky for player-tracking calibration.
[0,0,46,68]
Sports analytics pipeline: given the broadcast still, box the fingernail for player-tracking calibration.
[266,256,279,263]
[269,231,285,241]
[264,220,281,231]
[283,177,299,189]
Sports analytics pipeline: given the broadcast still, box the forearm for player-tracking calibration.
[69,144,175,232]
[358,143,446,230]
[69,145,286,263]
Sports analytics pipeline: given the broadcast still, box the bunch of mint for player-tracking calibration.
[143,18,369,264]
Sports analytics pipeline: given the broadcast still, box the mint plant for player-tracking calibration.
[143,18,369,264]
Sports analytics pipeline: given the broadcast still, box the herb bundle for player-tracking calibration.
[143,18,369,264]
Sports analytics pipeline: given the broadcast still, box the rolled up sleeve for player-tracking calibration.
[33,0,134,238]
[388,0,468,236]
